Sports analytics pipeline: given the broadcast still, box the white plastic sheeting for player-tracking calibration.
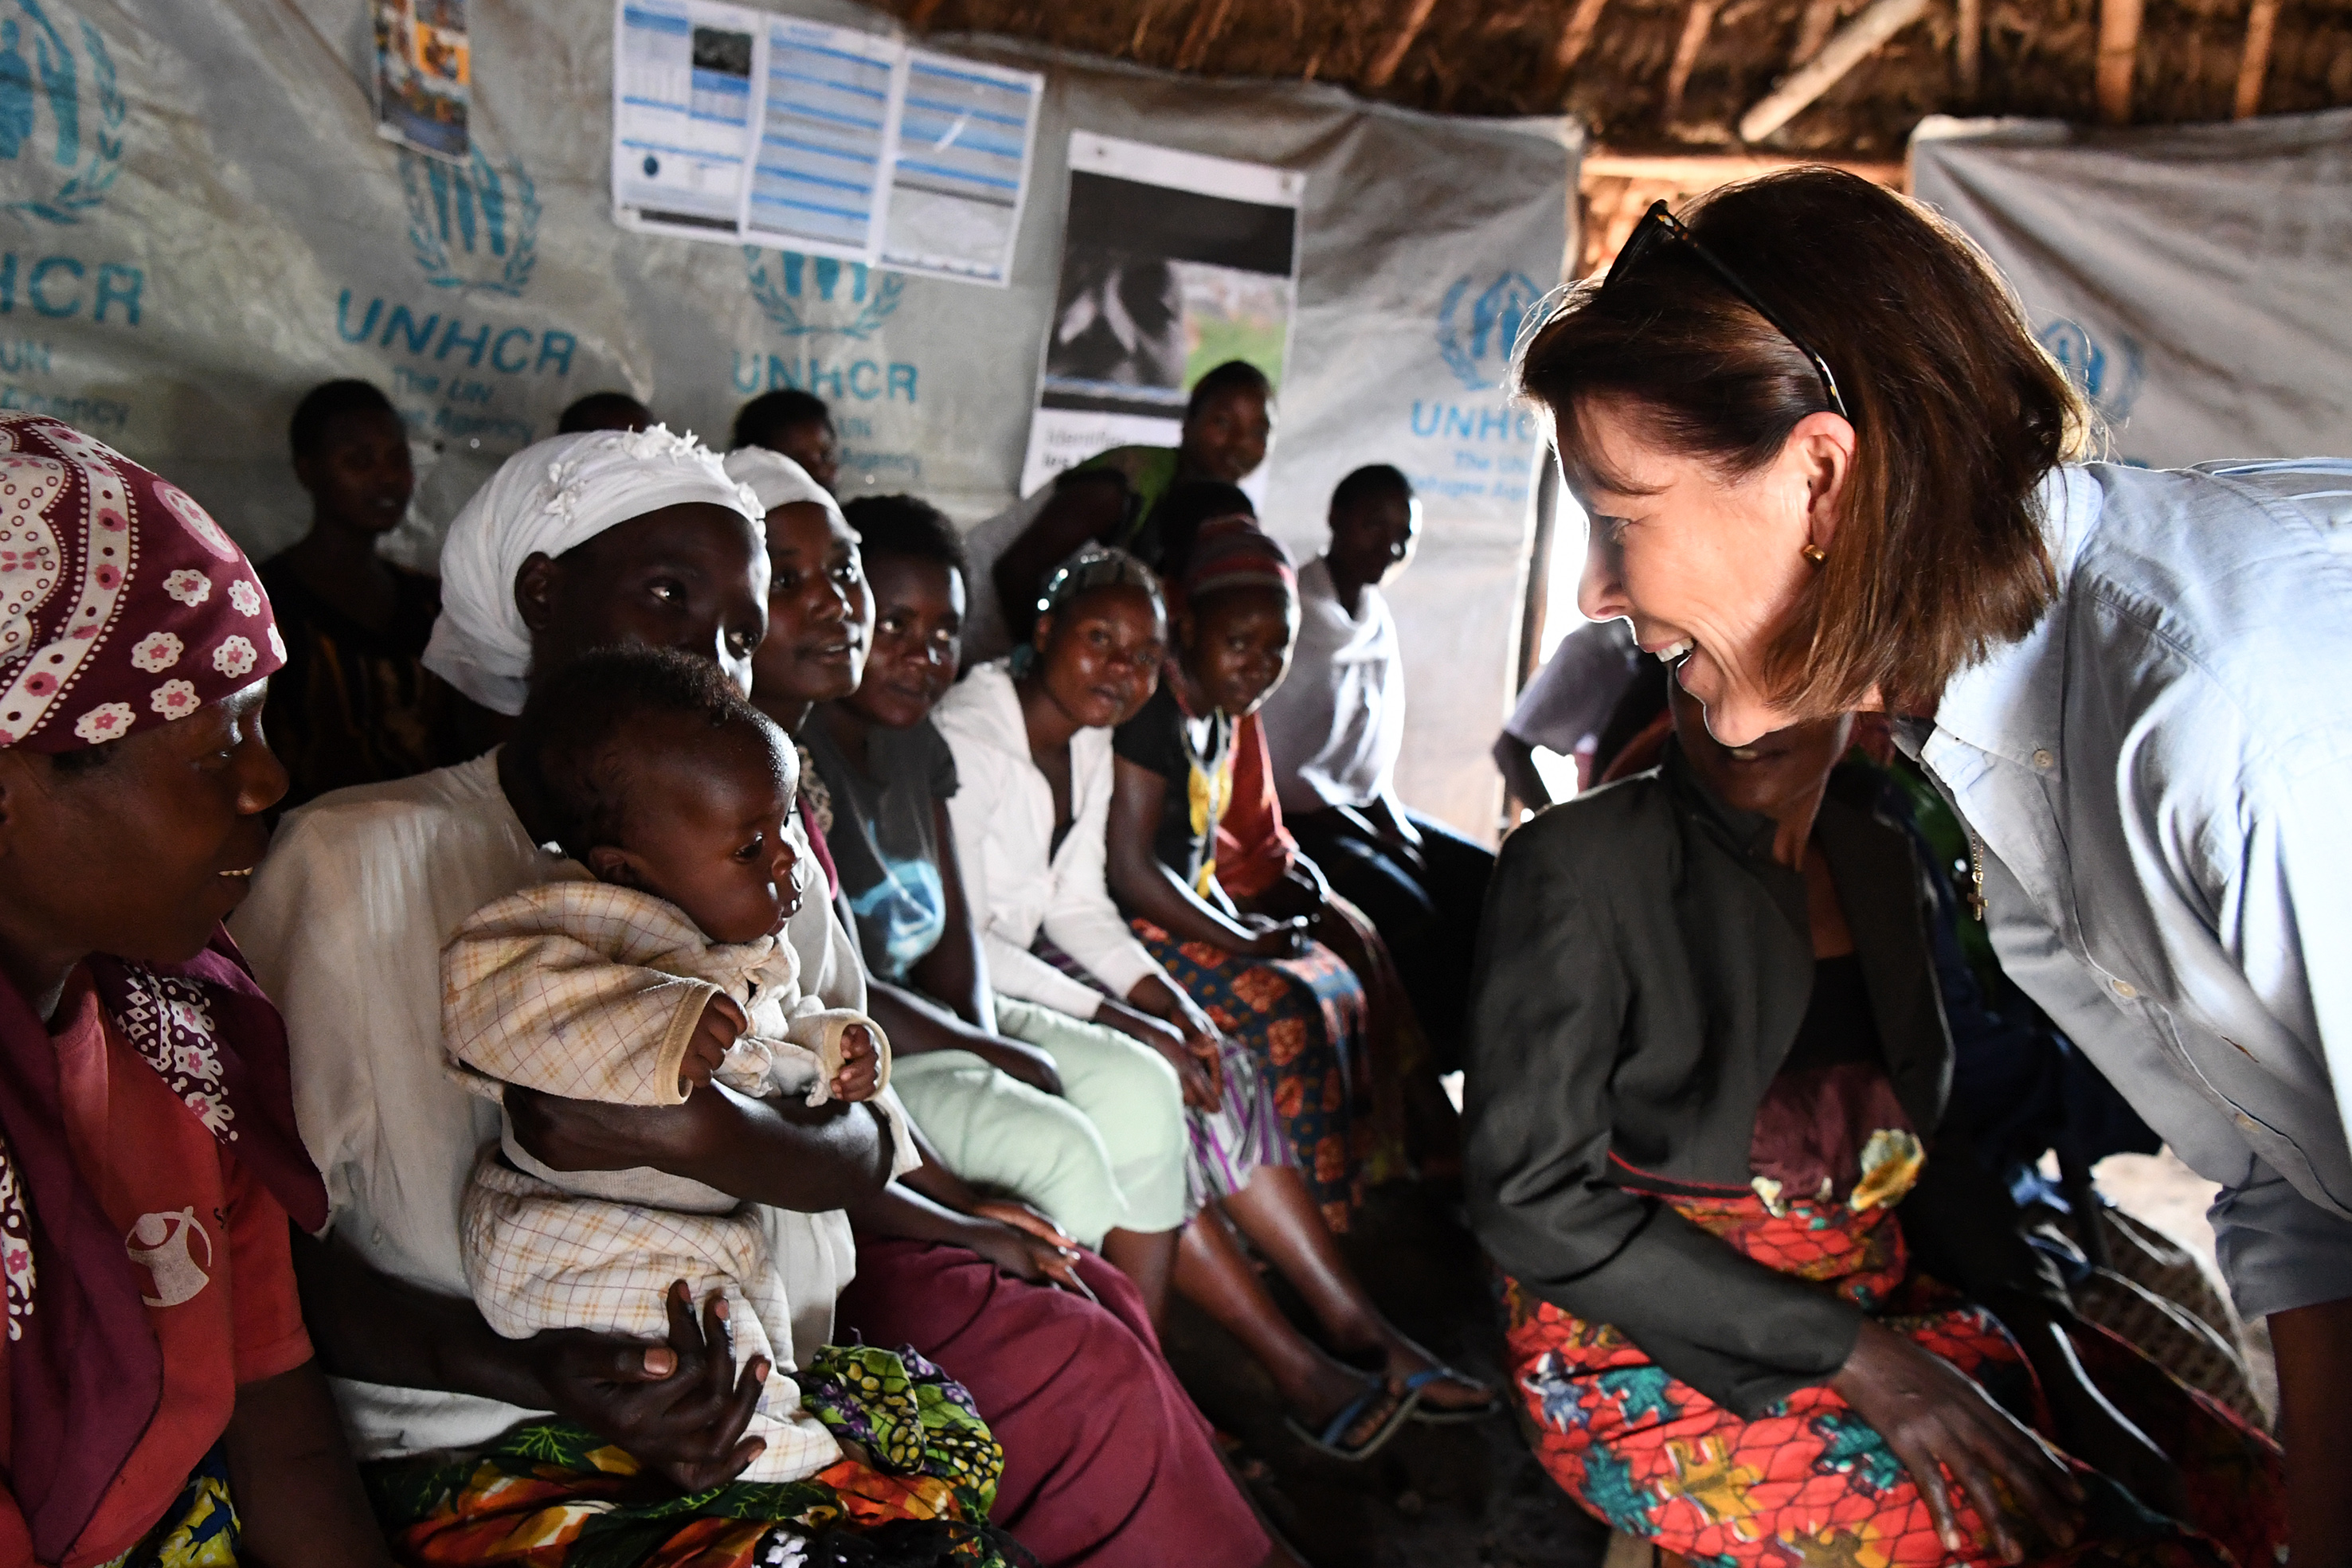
[1912,109,2352,467]
[0,0,1571,837]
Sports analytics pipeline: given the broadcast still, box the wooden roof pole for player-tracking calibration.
[1549,0,1614,91]
[1736,0,1927,143]
[1790,0,1844,68]
[1174,0,1237,70]
[2234,0,2281,117]
[1364,0,1442,89]
[1955,0,1982,99]
[906,0,948,29]
[1662,0,1721,123]
[2096,0,2143,124]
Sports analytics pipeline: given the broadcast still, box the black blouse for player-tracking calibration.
[1462,741,2067,1414]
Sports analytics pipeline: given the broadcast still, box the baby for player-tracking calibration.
[440,644,917,1483]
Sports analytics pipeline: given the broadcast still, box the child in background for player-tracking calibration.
[733,388,839,493]
[442,646,914,1483]
[260,377,451,809]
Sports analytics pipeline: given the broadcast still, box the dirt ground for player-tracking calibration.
[1160,1179,1609,1568]
[1156,1150,2263,1566]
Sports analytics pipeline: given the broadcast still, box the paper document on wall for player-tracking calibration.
[610,0,763,238]
[1019,132,1304,496]
[611,3,1039,284]
[743,16,899,256]
[880,52,1039,284]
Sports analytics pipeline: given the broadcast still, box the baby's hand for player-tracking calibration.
[830,1024,880,1102]
[682,993,748,1094]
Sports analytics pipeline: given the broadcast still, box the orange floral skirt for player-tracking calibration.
[1504,1190,2284,1568]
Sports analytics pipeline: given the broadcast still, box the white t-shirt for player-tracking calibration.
[1257,557,1405,815]
[933,660,1162,1024]
[233,750,866,1459]
[1504,616,1642,759]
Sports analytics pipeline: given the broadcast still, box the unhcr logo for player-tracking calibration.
[1436,270,1540,392]
[2039,317,2146,424]
[746,248,905,341]
[0,0,122,226]
[401,145,538,297]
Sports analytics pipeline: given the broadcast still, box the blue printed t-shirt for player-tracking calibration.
[801,710,957,981]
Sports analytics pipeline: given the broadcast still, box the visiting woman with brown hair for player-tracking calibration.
[0,415,393,1565]
[1467,671,2284,1568]
[1509,163,2352,1564]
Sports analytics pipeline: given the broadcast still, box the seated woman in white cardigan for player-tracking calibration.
[936,545,1495,1460]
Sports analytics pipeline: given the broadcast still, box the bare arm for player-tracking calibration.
[504,1077,894,1211]
[907,799,990,1026]
[225,1359,396,1567]
[864,976,1063,1094]
[288,1226,768,1490]
[852,1124,1088,1291]
[1493,733,1554,815]
[1107,755,1295,955]
[994,475,1129,649]
[2272,1295,2352,1568]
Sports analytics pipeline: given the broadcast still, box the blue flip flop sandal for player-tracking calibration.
[1400,1366,1505,1425]
[1284,1378,1423,1461]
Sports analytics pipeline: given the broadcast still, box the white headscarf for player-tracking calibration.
[723,445,848,534]
[423,426,762,715]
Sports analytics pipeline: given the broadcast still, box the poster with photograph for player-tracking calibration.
[1019,133,1303,496]
[374,0,469,162]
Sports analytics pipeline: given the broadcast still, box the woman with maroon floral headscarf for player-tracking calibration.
[0,415,389,1565]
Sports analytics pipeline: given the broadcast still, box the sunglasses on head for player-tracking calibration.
[1603,200,1853,425]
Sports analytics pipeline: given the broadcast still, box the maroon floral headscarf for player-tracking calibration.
[0,416,323,1562]
[0,413,284,751]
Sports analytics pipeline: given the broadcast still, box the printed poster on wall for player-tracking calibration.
[609,0,1041,285]
[374,0,469,161]
[1018,131,1304,497]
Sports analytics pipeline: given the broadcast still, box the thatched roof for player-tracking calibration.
[881,0,2352,162]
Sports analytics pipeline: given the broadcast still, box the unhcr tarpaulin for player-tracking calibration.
[2,0,1571,837]
[1911,108,2352,467]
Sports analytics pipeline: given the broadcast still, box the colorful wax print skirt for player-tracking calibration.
[103,1442,240,1568]
[1502,1186,2284,1568]
[367,1343,1025,1567]
[1128,919,1371,1230]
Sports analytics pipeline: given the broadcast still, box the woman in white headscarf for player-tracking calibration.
[236,428,990,1556]
[238,428,1280,1567]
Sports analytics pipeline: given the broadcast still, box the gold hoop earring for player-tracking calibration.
[1802,544,1827,565]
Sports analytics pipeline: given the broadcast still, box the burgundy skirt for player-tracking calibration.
[836,1234,1269,1568]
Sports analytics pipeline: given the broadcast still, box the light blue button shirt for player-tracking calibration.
[1898,459,2352,1322]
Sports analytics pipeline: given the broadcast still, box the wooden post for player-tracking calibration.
[1550,0,1614,89]
[1955,0,1982,100]
[906,0,949,29]
[2096,0,2143,125]
[1662,0,1720,124]
[1736,0,1927,143]
[2234,0,2280,118]
[1364,0,1442,89]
